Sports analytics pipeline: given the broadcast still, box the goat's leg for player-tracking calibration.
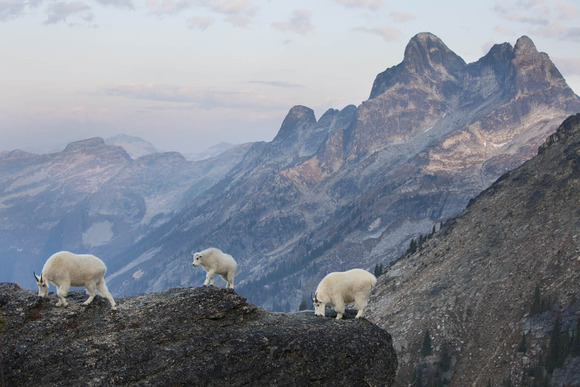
[354,296,368,319]
[204,270,216,286]
[334,300,345,320]
[83,283,97,305]
[56,283,70,307]
[96,279,117,310]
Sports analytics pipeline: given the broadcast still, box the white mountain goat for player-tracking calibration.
[312,268,377,320]
[34,251,116,310]
[192,247,237,289]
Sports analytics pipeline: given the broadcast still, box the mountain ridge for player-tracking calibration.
[367,113,580,385]
[102,33,580,312]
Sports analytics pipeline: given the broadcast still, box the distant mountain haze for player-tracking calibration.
[0,33,578,315]
[105,134,159,159]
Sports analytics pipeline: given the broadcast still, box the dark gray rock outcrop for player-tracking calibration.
[0,284,397,386]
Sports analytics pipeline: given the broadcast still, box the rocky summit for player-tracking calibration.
[367,114,580,386]
[0,284,397,386]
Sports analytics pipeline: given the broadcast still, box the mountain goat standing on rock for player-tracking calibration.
[192,247,237,289]
[34,251,116,310]
[312,269,376,320]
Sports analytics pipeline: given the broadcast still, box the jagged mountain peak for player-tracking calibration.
[514,35,537,56]
[403,32,465,71]
[369,32,466,99]
[479,42,515,65]
[272,105,317,143]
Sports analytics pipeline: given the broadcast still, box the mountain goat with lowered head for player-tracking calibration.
[34,251,116,310]
[192,247,237,289]
[312,268,377,320]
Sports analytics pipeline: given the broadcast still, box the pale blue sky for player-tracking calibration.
[1,0,579,154]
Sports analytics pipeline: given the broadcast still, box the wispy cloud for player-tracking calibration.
[0,0,132,24]
[332,0,383,11]
[494,0,580,42]
[44,1,93,24]
[562,27,580,42]
[96,0,134,9]
[102,83,287,110]
[554,0,579,19]
[390,11,414,23]
[0,0,44,22]
[209,0,257,17]
[272,9,314,35]
[145,0,194,16]
[187,16,213,30]
[146,0,258,27]
[353,25,401,41]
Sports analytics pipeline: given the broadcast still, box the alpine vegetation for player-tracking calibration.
[312,269,377,320]
[192,247,237,289]
[34,251,117,310]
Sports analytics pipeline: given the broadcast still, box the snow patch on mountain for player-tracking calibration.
[82,221,114,247]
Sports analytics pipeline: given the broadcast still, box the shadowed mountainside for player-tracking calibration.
[367,114,580,386]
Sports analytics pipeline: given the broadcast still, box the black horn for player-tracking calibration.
[311,292,318,303]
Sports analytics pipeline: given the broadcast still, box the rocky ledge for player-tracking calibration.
[0,283,397,386]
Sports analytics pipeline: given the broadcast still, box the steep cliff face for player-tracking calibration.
[0,284,397,386]
[102,33,580,312]
[366,114,580,386]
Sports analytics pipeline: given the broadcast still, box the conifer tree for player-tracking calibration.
[298,300,307,311]
[421,330,433,357]
[408,239,418,255]
[546,317,563,373]
[560,326,570,362]
[411,367,424,387]
[572,317,580,356]
[439,343,451,372]
[531,286,541,315]
[517,332,527,353]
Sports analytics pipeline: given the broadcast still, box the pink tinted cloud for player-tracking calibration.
[272,9,314,35]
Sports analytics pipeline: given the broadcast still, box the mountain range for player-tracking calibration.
[0,33,579,313]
